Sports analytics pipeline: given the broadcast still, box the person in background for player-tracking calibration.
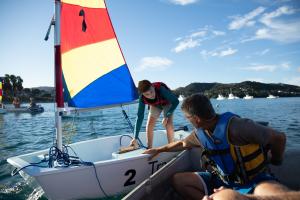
[130,80,179,149]
[12,97,21,108]
[144,93,296,200]
[29,97,37,108]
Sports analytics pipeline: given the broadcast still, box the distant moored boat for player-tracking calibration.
[228,93,239,100]
[178,95,184,102]
[243,94,253,99]
[216,94,226,100]
[267,94,279,99]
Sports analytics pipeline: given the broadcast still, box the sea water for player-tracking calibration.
[0,97,299,199]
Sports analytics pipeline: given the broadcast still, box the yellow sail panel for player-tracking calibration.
[0,81,2,102]
[61,0,106,8]
[62,38,126,98]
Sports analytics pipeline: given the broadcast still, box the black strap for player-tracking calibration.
[234,146,249,183]
[202,148,230,157]
[241,148,263,163]
[245,159,267,177]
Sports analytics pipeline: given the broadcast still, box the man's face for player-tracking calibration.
[142,86,156,99]
[183,111,202,128]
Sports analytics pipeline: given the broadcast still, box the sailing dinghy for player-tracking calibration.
[7,0,189,199]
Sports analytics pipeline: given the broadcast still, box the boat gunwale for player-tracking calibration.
[7,130,186,177]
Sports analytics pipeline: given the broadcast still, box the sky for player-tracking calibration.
[1,0,300,89]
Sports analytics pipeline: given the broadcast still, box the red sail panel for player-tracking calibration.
[60,3,115,54]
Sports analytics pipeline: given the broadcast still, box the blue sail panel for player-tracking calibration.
[68,64,138,108]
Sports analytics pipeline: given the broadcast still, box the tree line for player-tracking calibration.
[1,74,24,97]
[0,74,54,103]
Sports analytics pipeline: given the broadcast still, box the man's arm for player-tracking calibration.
[144,131,202,159]
[229,117,286,165]
[268,131,286,165]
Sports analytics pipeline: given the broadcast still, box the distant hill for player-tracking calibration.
[173,81,300,98]
[3,81,299,103]
[32,86,54,93]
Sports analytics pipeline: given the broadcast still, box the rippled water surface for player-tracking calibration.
[0,97,299,199]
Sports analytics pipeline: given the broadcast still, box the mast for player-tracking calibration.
[54,0,63,151]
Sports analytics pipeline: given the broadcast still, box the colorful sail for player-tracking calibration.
[0,79,3,104]
[60,0,138,108]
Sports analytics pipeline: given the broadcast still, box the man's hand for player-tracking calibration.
[162,117,168,127]
[268,132,286,166]
[143,148,160,160]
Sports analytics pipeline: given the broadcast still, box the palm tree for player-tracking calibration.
[16,76,23,93]
[9,74,17,96]
[4,74,12,96]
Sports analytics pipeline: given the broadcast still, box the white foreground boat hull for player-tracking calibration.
[7,130,189,200]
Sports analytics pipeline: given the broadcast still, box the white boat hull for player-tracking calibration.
[5,106,44,114]
[0,108,6,114]
[7,130,189,200]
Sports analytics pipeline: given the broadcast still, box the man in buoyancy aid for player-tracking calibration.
[144,93,295,200]
[130,80,179,149]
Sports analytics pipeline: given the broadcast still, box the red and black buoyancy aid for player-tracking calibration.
[142,82,170,106]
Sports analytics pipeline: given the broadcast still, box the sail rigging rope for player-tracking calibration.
[120,105,147,148]
[11,144,109,198]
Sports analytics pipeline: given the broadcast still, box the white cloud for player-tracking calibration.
[242,62,291,72]
[228,7,265,30]
[169,0,198,6]
[173,27,225,53]
[260,6,295,25]
[243,64,277,72]
[172,38,200,53]
[253,6,300,43]
[219,48,238,57]
[252,48,270,56]
[260,48,270,55]
[285,76,300,86]
[298,67,300,72]
[280,62,290,69]
[135,57,173,72]
[246,78,265,82]
[200,47,238,58]
[190,31,207,38]
[174,37,182,41]
[213,31,226,36]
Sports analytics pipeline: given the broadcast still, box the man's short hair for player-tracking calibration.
[181,93,216,120]
[138,80,152,93]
